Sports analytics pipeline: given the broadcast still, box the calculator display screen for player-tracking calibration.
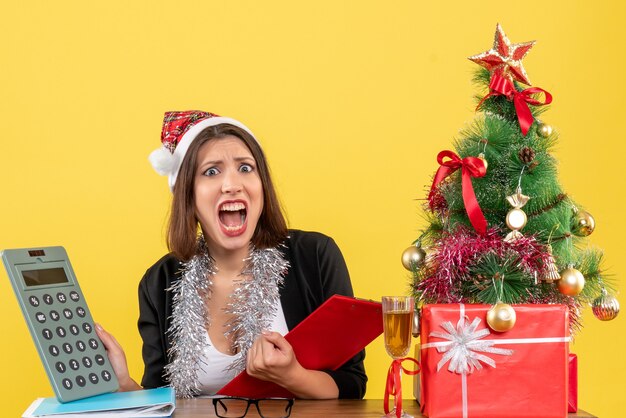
[22,268,69,287]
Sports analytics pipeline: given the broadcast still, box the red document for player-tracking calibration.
[218,295,383,398]
[419,304,570,418]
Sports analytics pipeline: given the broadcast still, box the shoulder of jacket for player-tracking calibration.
[139,253,182,288]
[286,229,332,248]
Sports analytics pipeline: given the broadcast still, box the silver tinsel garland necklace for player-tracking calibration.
[164,237,289,398]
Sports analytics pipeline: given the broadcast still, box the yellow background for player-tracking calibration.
[1,1,624,416]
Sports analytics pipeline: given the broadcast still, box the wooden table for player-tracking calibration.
[173,398,597,417]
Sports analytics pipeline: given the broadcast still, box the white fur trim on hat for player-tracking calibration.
[148,116,257,192]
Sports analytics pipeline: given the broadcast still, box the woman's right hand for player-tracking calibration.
[95,323,142,392]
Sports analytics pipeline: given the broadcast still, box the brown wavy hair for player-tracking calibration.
[167,124,288,261]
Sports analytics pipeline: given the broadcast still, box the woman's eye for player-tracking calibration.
[239,164,254,173]
[203,167,220,176]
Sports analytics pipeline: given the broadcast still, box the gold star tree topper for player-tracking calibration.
[469,23,536,85]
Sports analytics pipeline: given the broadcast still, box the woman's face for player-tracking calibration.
[193,135,264,258]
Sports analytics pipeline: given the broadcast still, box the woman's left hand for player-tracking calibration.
[245,331,304,384]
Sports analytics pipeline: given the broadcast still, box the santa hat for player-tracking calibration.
[149,110,257,191]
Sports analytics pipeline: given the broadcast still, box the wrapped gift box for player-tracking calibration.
[568,353,578,413]
[419,304,570,418]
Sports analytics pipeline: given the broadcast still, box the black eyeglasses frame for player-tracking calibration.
[212,396,294,418]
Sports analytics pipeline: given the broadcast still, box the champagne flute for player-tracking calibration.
[382,296,414,418]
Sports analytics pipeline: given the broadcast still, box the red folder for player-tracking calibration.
[217,294,383,398]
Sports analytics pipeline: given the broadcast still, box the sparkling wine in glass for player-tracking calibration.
[382,296,414,418]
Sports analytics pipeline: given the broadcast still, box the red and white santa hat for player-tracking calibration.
[149,110,257,191]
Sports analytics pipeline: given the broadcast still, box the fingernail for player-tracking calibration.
[261,330,271,336]
[95,323,103,331]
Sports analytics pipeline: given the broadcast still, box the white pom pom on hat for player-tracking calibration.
[148,146,179,176]
[149,111,257,191]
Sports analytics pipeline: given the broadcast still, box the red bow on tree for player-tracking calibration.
[479,72,552,136]
[428,150,488,235]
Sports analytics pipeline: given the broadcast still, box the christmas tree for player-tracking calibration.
[405,24,619,332]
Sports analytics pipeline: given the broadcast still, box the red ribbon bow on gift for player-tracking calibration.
[478,72,552,136]
[428,150,487,235]
[384,357,420,418]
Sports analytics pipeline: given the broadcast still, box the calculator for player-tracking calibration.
[2,246,119,402]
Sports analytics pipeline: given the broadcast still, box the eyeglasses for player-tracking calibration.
[212,397,294,418]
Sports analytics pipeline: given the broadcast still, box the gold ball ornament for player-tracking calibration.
[478,153,488,172]
[537,123,553,138]
[557,267,585,296]
[401,244,426,270]
[572,209,595,237]
[506,208,527,230]
[486,302,517,332]
[592,291,620,321]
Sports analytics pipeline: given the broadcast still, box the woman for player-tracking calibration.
[96,111,366,399]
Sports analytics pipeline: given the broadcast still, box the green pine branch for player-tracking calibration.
[464,252,536,304]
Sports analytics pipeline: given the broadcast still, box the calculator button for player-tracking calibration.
[95,354,105,366]
[28,296,40,307]
[55,362,66,373]
[82,357,93,368]
[56,326,67,338]
[88,338,99,350]
[69,324,80,335]
[35,312,46,323]
[62,378,73,390]
[76,340,86,352]
[69,291,80,302]
[63,308,73,320]
[50,310,60,321]
[76,307,86,318]
[49,345,60,357]
[101,370,112,382]
[62,343,73,354]
[76,375,86,387]
[42,329,53,340]
[69,359,80,370]
[82,323,93,333]
[43,294,53,305]
[88,373,99,384]
[56,292,67,303]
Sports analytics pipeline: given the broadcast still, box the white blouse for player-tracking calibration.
[197,302,290,395]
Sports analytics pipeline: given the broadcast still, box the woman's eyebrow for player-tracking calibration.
[197,156,254,168]
[198,159,223,167]
[233,156,255,162]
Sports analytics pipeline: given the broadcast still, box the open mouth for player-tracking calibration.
[218,201,248,234]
